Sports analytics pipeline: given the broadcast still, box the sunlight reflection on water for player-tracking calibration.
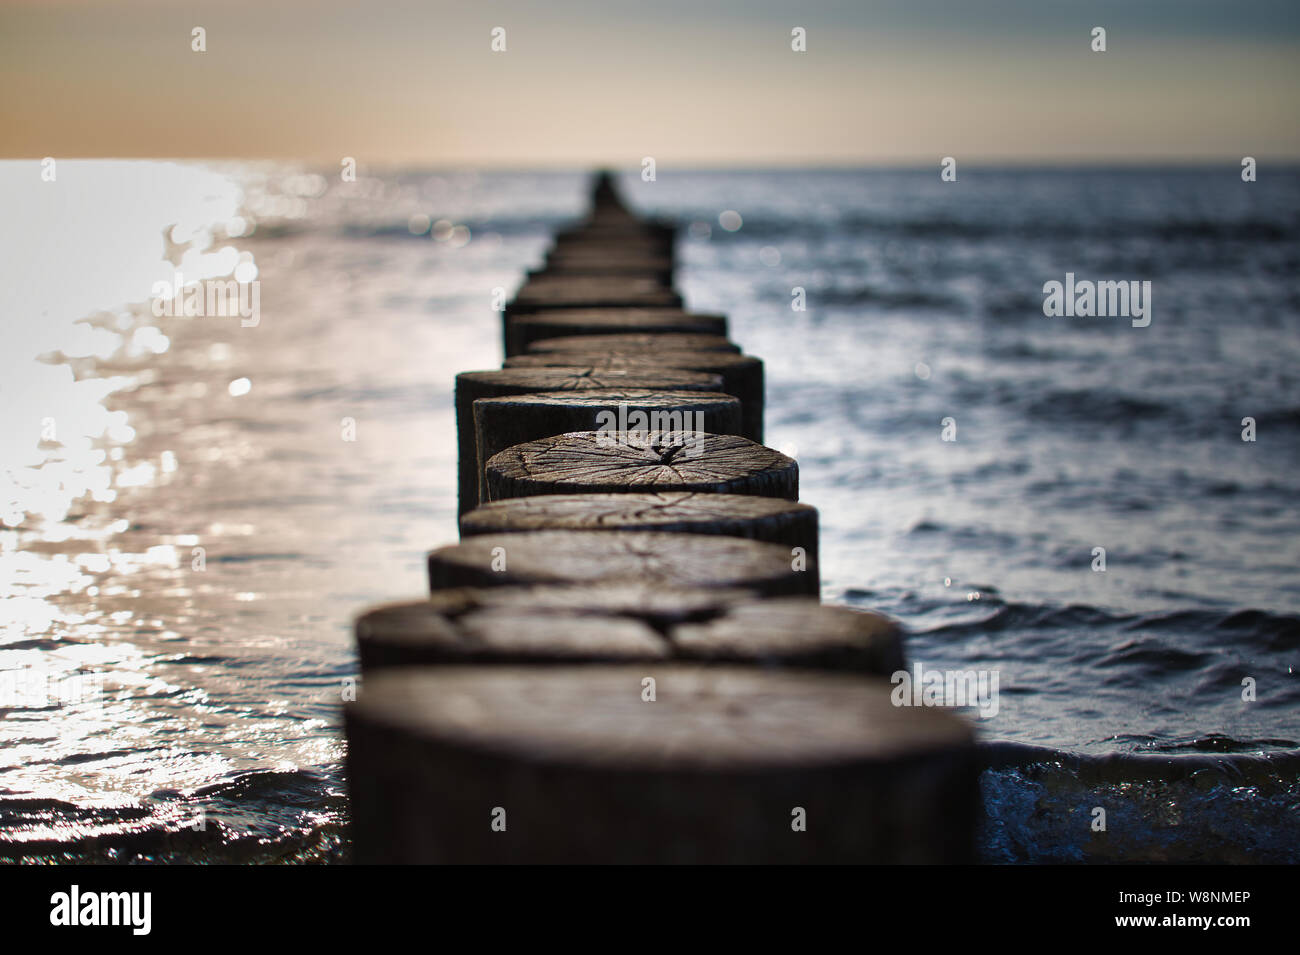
[2,160,246,528]
[0,160,529,858]
[0,161,265,841]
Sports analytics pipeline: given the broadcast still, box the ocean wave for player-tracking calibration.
[915,598,1300,648]
[1023,388,1173,425]
[791,284,959,309]
[977,742,1300,863]
[0,767,347,864]
[711,211,1300,244]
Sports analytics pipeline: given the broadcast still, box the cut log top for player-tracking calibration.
[347,664,976,863]
[471,390,745,509]
[452,607,674,661]
[351,665,969,771]
[507,307,726,330]
[585,197,633,220]
[516,275,674,296]
[543,252,675,273]
[462,490,812,530]
[383,581,753,625]
[460,491,818,557]
[558,216,672,234]
[553,225,673,246]
[355,596,664,668]
[504,309,728,356]
[673,598,904,675]
[455,368,725,516]
[428,530,817,597]
[505,350,759,373]
[552,244,673,260]
[531,262,674,282]
[456,366,724,395]
[356,592,899,676]
[484,430,798,502]
[508,277,681,313]
[547,241,675,263]
[474,388,738,411]
[529,332,739,354]
[502,351,764,442]
[546,245,669,259]
[355,585,752,670]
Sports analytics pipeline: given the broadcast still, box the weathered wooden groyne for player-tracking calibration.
[344,172,979,864]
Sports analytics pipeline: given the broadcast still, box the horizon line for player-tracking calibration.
[6,156,1299,171]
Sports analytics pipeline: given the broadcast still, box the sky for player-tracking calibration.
[2,0,1299,166]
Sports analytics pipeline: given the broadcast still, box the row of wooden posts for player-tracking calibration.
[343,172,980,863]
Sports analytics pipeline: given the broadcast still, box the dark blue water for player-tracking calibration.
[2,164,1297,861]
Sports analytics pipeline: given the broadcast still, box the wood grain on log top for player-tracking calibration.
[457,366,724,393]
[484,430,798,503]
[504,350,765,442]
[460,491,818,559]
[354,665,955,769]
[454,367,725,516]
[357,592,896,676]
[357,585,753,671]
[504,308,728,356]
[472,389,743,511]
[345,665,977,863]
[407,582,752,623]
[505,351,754,371]
[459,580,751,621]
[528,332,739,354]
[673,597,904,675]
[427,530,818,597]
[354,596,661,670]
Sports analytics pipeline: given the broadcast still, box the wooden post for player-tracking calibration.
[671,597,903,674]
[528,332,739,354]
[504,309,728,357]
[357,582,754,675]
[527,262,674,283]
[505,276,682,316]
[455,367,725,516]
[427,530,818,597]
[472,390,744,510]
[343,168,981,867]
[504,351,765,442]
[355,593,898,676]
[553,225,673,250]
[345,665,976,863]
[542,253,675,280]
[459,491,818,560]
[483,431,798,503]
